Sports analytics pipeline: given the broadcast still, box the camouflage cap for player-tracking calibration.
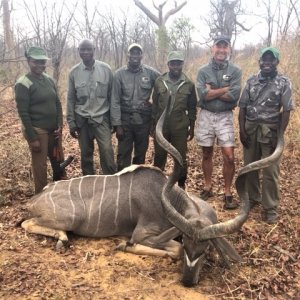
[213,35,231,45]
[25,46,49,60]
[260,47,280,60]
[128,43,143,53]
[167,51,184,62]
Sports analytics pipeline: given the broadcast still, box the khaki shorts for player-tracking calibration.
[195,109,235,147]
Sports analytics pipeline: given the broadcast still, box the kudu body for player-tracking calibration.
[21,104,284,286]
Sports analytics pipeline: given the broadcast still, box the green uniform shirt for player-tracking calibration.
[14,73,62,142]
[197,59,242,112]
[239,72,294,124]
[152,72,197,131]
[110,64,160,126]
[67,60,113,130]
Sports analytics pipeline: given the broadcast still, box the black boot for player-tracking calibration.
[223,195,238,210]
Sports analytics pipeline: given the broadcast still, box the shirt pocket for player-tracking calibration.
[96,80,109,98]
[139,77,152,99]
[75,83,89,105]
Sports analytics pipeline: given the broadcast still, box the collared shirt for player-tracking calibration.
[110,64,160,126]
[239,72,294,124]
[67,60,113,129]
[152,72,197,131]
[196,59,242,112]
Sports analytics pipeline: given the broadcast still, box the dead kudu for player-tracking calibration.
[21,106,284,286]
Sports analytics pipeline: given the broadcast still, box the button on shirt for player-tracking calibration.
[67,60,113,129]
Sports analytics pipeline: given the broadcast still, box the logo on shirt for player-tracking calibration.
[141,77,150,83]
[223,74,232,81]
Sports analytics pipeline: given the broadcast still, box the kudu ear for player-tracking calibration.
[211,237,242,263]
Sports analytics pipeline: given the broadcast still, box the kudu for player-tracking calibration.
[21,103,284,286]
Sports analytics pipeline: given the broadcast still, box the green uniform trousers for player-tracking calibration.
[24,127,64,194]
[244,121,280,213]
[78,116,116,175]
[154,126,188,185]
[117,122,151,171]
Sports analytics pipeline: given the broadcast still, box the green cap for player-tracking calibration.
[260,47,280,60]
[167,51,184,62]
[25,46,49,60]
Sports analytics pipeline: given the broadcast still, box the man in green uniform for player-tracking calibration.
[239,47,294,224]
[111,43,160,171]
[152,51,197,189]
[195,35,242,209]
[15,46,65,194]
[67,39,116,175]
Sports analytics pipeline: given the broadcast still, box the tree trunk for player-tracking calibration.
[2,0,13,59]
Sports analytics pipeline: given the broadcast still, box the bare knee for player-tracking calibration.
[202,147,213,161]
[222,148,235,165]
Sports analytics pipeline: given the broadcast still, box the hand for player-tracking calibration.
[29,140,41,153]
[188,123,195,141]
[54,127,62,139]
[70,127,79,139]
[239,131,251,148]
[115,126,124,141]
[205,84,211,90]
[271,137,278,151]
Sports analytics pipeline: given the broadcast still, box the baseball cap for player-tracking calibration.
[213,35,231,45]
[128,43,143,53]
[260,47,280,60]
[25,46,49,60]
[167,51,184,62]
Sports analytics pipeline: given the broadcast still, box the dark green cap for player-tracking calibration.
[25,46,49,60]
[260,47,280,60]
[167,51,184,62]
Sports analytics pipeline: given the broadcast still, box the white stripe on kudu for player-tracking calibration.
[49,182,57,219]
[95,176,107,236]
[129,174,134,221]
[87,176,98,231]
[114,176,121,228]
[79,177,84,204]
[68,179,76,227]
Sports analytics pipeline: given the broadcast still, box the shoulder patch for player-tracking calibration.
[15,75,33,89]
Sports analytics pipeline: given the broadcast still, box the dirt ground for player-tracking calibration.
[0,94,299,299]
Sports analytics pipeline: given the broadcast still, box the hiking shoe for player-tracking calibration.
[223,195,238,210]
[200,188,213,200]
[262,210,278,224]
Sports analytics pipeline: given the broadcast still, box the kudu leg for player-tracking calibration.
[116,240,182,259]
[22,219,68,250]
[121,226,182,258]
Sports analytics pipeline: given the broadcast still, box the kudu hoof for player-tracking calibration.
[55,239,68,251]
